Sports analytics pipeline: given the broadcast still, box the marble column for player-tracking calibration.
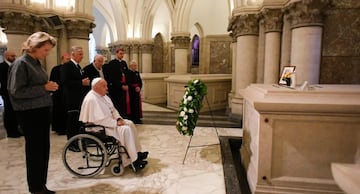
[141,43,153,73]
[256,19,265,84]
[130,43,140,66]
[227,14,259,117]
[0,12,34,56]
[65,19,96,66]
[171,33,190,74]
[286,0,329,84]
[262,9,283,84]
[280,13,292,71]
[228,33,237,115]
[0,12,61,75]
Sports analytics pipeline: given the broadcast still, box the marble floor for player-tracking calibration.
[0,103,242,194]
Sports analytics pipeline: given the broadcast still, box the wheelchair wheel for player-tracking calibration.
[110,162,125,176]
[62,134,108,177]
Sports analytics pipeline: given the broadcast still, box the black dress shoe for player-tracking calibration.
[56,131,66,136]
[33,188,55,194]
[7,133,23,138]
[131,159,148,172]
[68,145,80,152]
[45,188,56,194]
[138,151,149,160]
[41,186,56,194]
[134,120,143,124]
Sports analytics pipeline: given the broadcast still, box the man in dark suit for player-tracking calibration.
[60,46,90,141]
[83,54,105,83]
[103,48,130,118]
[49,53,70,135]
[0,50,22,138]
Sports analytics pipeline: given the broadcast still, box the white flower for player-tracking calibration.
[180,111,185,117]
[187,96,193,101]
[184,115,188,120]
[182,126,188,131]
[194,80,199,84]
[183,107,188,112]
[183,99,187,104]
[189,109,194,113]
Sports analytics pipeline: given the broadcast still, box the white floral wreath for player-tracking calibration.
[176,79,207,136]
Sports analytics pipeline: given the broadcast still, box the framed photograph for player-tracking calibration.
[279,66,296,85]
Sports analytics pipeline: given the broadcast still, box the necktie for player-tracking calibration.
[76,64,83,75]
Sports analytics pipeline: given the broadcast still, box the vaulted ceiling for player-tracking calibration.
[92,0,233,47]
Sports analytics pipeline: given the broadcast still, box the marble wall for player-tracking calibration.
[209,41,232,74]
[321,1,360,84]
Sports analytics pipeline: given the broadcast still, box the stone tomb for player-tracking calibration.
[240,84,360,194]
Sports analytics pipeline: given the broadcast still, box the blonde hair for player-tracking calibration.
[21,32,56,53]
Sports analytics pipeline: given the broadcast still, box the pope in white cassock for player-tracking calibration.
[79,77,148,171]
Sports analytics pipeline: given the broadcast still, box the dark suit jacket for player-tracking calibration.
[0,61,10,96]
[60,61,89,110]
[103,59,129,116]
[83,63,101,83]
[49,64,63,98]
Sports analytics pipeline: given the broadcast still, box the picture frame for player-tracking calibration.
[279,66,296,85]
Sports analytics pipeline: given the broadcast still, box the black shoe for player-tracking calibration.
[134,120,143,124]
[45,189,55,194]
[33,188,56,194]
[56,131,66,136]
[131,160,147,172]
[138,151,149,160]
[68,145,80,152]
[7,134,22,138]
[44,187,56,194]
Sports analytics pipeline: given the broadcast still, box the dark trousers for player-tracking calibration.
[2,95,21,137]
[66,110,81,140]
[51,95,67,133]
[17,107,51,193]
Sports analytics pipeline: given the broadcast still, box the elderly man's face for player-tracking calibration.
[94,57,104,69]
[94,80,108,96]
[72,49,83,63]
[129,62,137,71]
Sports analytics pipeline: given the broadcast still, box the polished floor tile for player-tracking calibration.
[0,124,242,194]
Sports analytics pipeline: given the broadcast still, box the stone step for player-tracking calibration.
[142,111,242,128]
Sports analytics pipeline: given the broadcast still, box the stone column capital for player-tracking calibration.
[285,0,330,29]
[65,20,96,40]
[130,44,140,52]
[109,44,130,55]
[0,11,34,35]
[141,43,153,53]
[227,14,259,37]
[260,9,283,33]
[171,35,191,49]
[229,32,237,43]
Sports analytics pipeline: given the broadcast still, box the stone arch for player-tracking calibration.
[152,33,164,73]
[191,34,200,66]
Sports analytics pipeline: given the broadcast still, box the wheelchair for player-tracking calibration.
[62,114,136,178]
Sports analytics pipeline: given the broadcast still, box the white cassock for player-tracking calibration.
[79,90,142,166]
